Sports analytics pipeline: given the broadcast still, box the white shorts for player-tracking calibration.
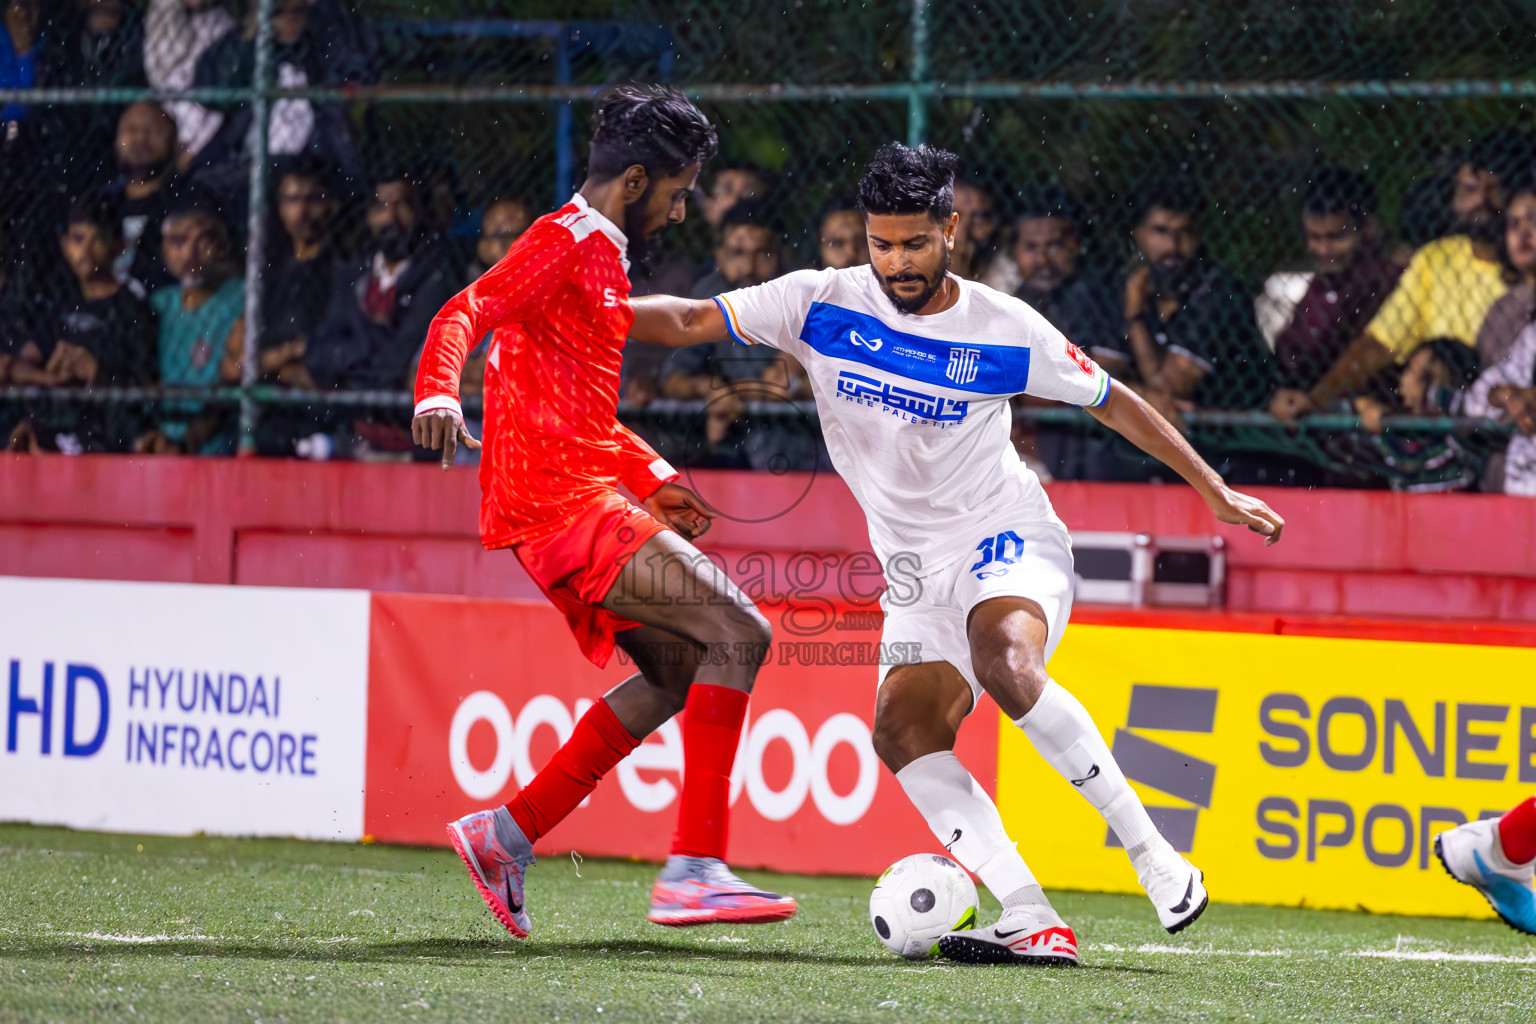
[877,517,1075,710]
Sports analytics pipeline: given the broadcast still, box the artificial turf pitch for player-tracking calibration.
[0,825,1531,1024]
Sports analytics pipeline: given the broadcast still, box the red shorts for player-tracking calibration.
[510,491,669,667]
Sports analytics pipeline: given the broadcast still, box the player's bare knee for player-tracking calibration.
[871,707,950,774]
[974,645,1048,718]
[713,600,772,659]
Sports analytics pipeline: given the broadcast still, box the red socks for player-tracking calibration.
[502,685,750,858]
[672,684,751,860]
[506,699,639,844]
[1498,795,1536,866]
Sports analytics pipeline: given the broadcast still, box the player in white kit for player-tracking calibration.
[630,143,1284,966]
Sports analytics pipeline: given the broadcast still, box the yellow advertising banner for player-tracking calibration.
[996,625,1536,919]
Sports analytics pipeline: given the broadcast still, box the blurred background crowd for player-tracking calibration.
[3,0,1536,496]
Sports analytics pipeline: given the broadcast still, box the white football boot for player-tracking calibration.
[1435,817,1536,936]
[1136,847,1208,934]
[937,904,1079,966]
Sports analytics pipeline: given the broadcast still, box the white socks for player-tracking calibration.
[895,750,1042,905]
[1014,680,1165,857]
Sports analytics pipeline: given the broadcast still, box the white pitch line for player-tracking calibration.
[1353,949,1536,965]
[64,932,222,944]
[1088,943,1290,957]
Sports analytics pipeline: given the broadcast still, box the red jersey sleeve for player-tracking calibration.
[613,422,678,501]
[414,218,584,416]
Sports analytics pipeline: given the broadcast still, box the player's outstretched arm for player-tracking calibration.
[629,295,731,348]
[1086,379,1285,546]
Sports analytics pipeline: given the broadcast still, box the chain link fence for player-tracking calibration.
[0,1,1532,491]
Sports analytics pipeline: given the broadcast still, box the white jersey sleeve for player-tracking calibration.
[1020,310,1113,408]
[713,269,828,357]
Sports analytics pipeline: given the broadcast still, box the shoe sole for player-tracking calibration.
[938,936,1078,966]
[1434,834,1536,937]
[1164,869,1209,935]
[446,822,530,940]
[647,901,799,927]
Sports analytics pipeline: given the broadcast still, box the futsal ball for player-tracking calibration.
[868,853,979,959]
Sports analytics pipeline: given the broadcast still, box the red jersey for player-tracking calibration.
[415,194,678,548]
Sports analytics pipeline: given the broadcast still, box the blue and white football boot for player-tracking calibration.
[1435,817,1536,936]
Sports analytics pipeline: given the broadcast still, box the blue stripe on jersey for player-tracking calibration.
[797,301,1031,395]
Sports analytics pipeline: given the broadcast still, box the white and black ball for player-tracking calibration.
[868,853,979,959]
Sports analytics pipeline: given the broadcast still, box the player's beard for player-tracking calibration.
[876,246,950,315]
[623,183,664,266]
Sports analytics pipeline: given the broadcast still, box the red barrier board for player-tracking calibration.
[364,592,998,876]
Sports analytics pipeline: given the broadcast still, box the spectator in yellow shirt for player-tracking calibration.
[1272,128,1533,421]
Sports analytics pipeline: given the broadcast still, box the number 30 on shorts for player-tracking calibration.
[969,530,1026,579]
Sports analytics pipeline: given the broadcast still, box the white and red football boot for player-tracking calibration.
[937,904,1079,966]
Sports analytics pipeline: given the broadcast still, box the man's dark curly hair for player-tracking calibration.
[857,142,960,222]
[587,85,718,182]
[1300,165,1377,227]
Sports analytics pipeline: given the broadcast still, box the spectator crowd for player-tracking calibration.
[3,1,1536,496]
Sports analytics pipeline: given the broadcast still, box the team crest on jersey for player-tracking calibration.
[945,347,981,385]
[1064,340,1096,376]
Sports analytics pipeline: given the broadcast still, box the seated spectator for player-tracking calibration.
[951,176,1002,283]
[1466,321,1536,496]
[38,0,147,194]
[144,0,236,167]
[1356,337,1481,429]
[102,101,183,289]
[6,194,158,452]
[304,169,457,394]
[258,155,340,386]
[1476,175,1536,368]
[138,202,244,454]
[1123,177,1272,423]
[1258,167,1401,406]
[191,0,375,198]
[664,201,791,401]
[699,162,770,229]
[1280,129,1532,420]
[816,197,869,270]
[467,197,534,280]
[1336,338,1482,492]
[659,203,820,472]
[1012,186,1122,363]
[46,0,145,88]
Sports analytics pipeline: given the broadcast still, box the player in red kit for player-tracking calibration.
[412,86,795,937]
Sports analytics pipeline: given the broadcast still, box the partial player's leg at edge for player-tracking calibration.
[447,529,795,938]
[1436,793,1536,935]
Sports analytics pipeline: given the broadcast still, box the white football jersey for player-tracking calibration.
[715,267,1112,576]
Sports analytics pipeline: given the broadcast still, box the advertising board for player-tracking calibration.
[0,577,370,841]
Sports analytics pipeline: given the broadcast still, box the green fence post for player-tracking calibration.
[239,0,277,455]
[908,0,929,147]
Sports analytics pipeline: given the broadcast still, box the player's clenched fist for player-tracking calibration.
[411,408,481,470]
[642,481,715,540]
